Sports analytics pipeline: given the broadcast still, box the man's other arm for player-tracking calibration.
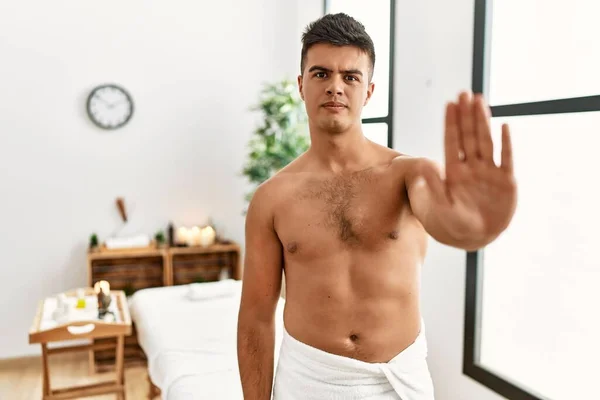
[237,182,283,400]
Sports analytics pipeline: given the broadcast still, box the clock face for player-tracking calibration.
[86,84,134,130]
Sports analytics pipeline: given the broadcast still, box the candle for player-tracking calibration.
[188,226,201,246]
[176,227,189,245]
[94,280,110,295]
[199,226,216,247]
[76,288,86,309]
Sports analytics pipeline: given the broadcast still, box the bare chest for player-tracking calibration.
[275,170,408,258]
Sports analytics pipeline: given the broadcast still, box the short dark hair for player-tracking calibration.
[300,13,376,80]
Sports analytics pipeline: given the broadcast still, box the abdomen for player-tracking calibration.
[282,242,424,363]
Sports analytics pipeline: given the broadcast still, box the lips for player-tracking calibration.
[322,101,346,108]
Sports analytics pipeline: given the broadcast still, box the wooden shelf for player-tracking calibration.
[169,243,240,255]
[88,246,166,260]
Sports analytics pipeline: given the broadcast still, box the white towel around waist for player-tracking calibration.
[273,321,435,400]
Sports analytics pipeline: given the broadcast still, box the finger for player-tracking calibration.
[474,94,494,164]
[458,91,478,161]
[420,162,450,207]
[444,102,462,164]
[501,124,514,173]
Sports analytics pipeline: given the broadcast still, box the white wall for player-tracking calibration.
[393,0,507,399]
[0,0,321,359]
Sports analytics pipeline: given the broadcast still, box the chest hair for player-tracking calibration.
[302,170,374,245]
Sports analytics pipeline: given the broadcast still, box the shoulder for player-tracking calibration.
[247,162,307,218]
[389,154,442,188]
[362,141,441,176]
[247,176,282,215]
[369,143,423,170]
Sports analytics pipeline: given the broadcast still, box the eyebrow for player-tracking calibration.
[307,65,363,76]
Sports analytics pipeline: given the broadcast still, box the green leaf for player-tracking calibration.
[241,79,310,205]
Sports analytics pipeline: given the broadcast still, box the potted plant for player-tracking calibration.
[242,79,309,212]
[155,231,166,248]
[89,233,99,252]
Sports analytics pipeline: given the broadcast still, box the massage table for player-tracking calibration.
[128,280,284,399]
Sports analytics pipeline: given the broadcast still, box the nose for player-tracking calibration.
[326,75,343,96]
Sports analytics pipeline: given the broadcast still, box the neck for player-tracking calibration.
[308,122,373,173]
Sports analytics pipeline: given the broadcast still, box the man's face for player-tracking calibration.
[298,43,374,135]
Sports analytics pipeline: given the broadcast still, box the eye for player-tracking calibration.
[346,75,358,82]
[315,72,327,78]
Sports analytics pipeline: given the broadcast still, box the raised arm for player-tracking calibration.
[404,157,473,248]
[237,182,284,400]
[403,92,517,251]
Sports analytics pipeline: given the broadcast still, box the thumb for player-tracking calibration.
[418,162,449,206]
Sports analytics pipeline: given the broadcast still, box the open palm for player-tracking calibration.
[422,92,517,239]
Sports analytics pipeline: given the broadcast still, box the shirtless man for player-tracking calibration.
[237,13,517,400]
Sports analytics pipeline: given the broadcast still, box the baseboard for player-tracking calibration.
[0,339,93,362]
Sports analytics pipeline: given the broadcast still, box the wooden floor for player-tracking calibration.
[0,353,150,400]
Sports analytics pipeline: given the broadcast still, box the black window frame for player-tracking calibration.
[323,0,396,149]
[464,1,600,400]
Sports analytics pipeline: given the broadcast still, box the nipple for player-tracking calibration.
[286,242,298,253]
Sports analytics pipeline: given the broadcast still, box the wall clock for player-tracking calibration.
[86,84,134,130]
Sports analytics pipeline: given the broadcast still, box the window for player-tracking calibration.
[465,1,600,400]
[324,0,396,148]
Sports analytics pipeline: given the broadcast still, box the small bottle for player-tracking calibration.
[168,222,174,247]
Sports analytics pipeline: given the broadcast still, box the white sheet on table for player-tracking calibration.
[128,282,285,399]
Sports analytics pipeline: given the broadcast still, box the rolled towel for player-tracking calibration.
[105,235,151,249]
[273,319,435,400]
[185,279,240,301]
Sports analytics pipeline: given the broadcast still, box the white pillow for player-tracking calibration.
[185,279,240,301]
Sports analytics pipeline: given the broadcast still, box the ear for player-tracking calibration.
[364,82,375,106]
[297,75,304,101]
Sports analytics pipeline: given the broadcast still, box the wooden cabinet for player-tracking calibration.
[169,245,241,285]
[87,243,241,371]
